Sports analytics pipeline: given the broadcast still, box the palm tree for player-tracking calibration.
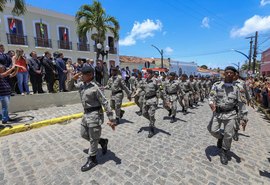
[75,0,120,59]
[0,0,26,15]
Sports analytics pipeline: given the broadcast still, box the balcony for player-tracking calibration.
[58,40,72,50]
[77,43,90,51]
[109,47,117,54]
[34,37,52,48]
[6,33,28,45]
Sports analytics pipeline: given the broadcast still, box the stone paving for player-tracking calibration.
[0,101,270,185]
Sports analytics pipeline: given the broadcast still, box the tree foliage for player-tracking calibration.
[0,0,27,15]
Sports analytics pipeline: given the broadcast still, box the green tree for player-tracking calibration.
[200,65,208,69]
[75,0,120,48]
[0,0,26,15]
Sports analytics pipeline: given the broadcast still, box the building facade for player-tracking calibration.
[260,48,270,76]
[0,3,119,67]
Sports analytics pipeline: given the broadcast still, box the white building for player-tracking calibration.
[0,3,119,67]
[169,61,198,76]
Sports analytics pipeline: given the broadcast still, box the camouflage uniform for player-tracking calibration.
[233,78,250,140]
[179,79,194,113]
[106,74,131,123]
[207,80,248,164]
[134,76,145,114]
[163,78,184,122]
[137,76,159,137]
[75,80,114,161]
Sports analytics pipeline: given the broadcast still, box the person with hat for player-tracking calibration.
[135,69,160,138]
[73,65,116,172]
[133,71,144,116]
[105,67,131,125]
[232,70,250,141]
[163,72,184,123]
[178,74,194,115]
[205,76,213,98]
[207,66,248,165]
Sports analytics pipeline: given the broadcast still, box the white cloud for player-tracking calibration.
[164,47,173,55]
[230,15,270,37]
[119,19,162,46]
[260,0,270,6]
[201,17,210,28]
[162,31,167,36]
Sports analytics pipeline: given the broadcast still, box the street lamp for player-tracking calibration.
[231,49,251,72]
[96,43,110,61]
[151,44,164,68]
[231,62,240,72]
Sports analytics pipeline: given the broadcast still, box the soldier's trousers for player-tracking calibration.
[142,98,157,127]
[81,125,102,156]
[110,93,124,119]
[207,116,235,151]
[134,95,144,112]
[194,91,200,103]
[179,93,189,111]
[205,87,210,98]
[234,118,240,131]
[164,95,177,117]
[200,90,205,101]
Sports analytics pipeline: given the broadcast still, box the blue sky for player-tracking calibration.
[25,0,270,69]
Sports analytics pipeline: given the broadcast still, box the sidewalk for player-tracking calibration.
[0,96,134,137]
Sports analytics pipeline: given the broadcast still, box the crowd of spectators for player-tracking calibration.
[247,75,270,108]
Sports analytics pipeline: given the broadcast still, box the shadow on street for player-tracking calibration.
[137,126,171,136]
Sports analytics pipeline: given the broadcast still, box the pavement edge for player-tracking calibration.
[0,102,136,137]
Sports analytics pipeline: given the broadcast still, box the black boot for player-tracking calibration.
[168,109,172,116]
[148,126,155,138]
[81,155,98,172]
[120,110,125,118]
[170,116,176,123]
[217,136,223,149]
[233,130,239,141]
[99,138,108,155]
[220,149,228,165]
[182,107,184,112]
[137,111,142,116]
[183,110,188,115]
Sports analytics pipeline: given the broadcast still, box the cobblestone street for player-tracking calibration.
[0,101,270,185]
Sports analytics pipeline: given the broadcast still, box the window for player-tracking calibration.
[6,18,27,45]
[108,36,116,54]
[58,27,72,50]
[77,35,89,51]
[34,22,51,48]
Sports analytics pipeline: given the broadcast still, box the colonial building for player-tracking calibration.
[260,48,270,76]
[0,3,119,67]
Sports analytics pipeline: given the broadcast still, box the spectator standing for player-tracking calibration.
[42,51,55,93]
[55,53,67,92]
[6,50,16,96]
[83,58,95,69]
[66,58,75,91]
[121,68,126,81]
[28,51,44,94]
[95,61,103,85]
[76,58,83,73]
[13,49,31,95]
[0,64,17,124]
[103,62,109,86]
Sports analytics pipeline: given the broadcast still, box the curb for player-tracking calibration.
[0,102,136,137]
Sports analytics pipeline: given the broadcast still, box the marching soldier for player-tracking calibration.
[207,66,248,165]
[106,67,132,124]
[233,71,250,141]
[200,77,206,101]
[205,77,212,98]
[179,74,194,114]
[133,71,144,116]
[136,69,159,138]
[189,75,198,106]
[73,66,116,172]
[193,75,201,105]
[163,72,184,123]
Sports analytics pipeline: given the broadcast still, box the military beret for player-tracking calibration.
[225,66,237,73]
[182,74,188,78]
[169,72,176,76]
[146,69,154,74]
[81,66,94,74]
[189,75,194,78]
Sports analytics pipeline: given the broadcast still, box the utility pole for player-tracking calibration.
[245,36,254,71]
[253,31,258,74]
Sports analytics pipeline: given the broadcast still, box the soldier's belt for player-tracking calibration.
[84,106,102,113]
[167,92,178,95]
[112,90,123,95]
[145,95,156,100]
[216,106,235,113]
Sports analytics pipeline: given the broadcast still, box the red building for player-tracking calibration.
[261,48,270,76]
